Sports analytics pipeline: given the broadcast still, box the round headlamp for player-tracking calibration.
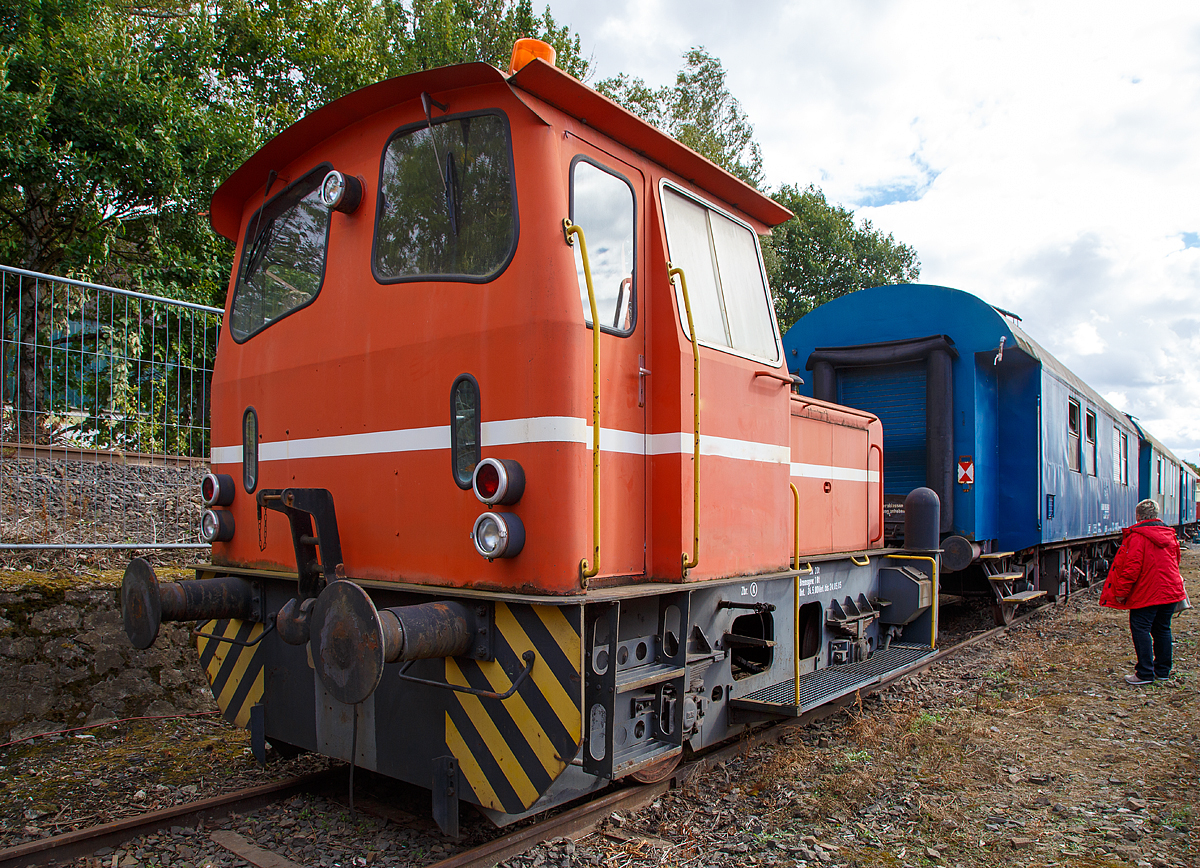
[200,472,235,507]
[320,170,363,214]
[471,512,525,560]
[200,509,235,543]
[472,457,526,506]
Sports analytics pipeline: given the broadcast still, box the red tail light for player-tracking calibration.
[476,462,500,499]
[472,458,525,505]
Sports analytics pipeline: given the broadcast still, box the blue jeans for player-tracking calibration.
[1129,603,1176,680]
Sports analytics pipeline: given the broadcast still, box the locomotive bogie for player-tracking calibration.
[144,545,934,827]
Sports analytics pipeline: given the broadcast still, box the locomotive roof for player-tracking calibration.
[210,60,792,241]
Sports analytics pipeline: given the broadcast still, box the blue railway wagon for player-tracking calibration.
[1130,419,1182,527]
[1181,462,1198,534]
[783,285,1140,618]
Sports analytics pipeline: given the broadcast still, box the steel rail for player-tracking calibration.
[0,770,338,868]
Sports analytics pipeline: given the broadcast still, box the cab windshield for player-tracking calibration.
[373,111,517,282]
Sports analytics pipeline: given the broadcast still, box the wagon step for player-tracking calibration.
[986,572,1025,583]
[1000,589,1046,604]
[937,594,965,607]
[979,551,1016,560]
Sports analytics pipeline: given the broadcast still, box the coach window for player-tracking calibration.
[230,164,333,342]
[1085,410,1097,475]
[660,184,780,362]
[373,111,516,282]
[570,158,635,333]
[1113,428,1129,485]
[1067,398,1081,472]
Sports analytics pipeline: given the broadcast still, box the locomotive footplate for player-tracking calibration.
[729,643,936,717]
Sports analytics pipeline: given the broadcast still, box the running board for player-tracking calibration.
[729,644,936,717]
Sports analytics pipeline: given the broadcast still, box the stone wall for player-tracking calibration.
[0,578,217,743]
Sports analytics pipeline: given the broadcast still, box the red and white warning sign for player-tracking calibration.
[957,457,975,485]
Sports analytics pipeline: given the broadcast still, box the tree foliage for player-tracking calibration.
[597,48,919,333]
[765,184,921,332]
[0,0,587,303]
[598,47,763,188]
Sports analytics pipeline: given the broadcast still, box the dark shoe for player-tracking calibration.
[1124,673,1153,686]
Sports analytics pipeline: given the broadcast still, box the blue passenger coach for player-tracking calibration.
[1130,419,1181,527]
[1182,462,1199,535]
[783,285,1141,622]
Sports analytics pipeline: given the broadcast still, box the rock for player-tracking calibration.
[86,705,118,725]
[1010,838,1035,849]
[31,603,83,633]
[7,718,56,741]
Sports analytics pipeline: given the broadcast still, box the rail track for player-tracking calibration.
[0,602,1053,868]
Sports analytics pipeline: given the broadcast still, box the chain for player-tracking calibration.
[257,505,268,552]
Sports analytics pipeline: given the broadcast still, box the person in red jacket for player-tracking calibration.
[1101,499,1187,685]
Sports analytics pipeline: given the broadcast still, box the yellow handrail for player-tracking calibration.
[790,483,800,570]
[669,263,700,574]
[850,554,870,567]
[885,553,939,647]
[791,482,801,705]
[564,220,600,583]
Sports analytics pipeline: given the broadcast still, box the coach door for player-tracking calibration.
[569,144,647,578]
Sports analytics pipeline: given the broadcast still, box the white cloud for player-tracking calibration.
[546,0,1200,462]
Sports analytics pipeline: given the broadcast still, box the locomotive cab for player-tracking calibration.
[122,49,939,834]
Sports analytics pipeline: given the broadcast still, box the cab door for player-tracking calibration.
[568,143,646,578]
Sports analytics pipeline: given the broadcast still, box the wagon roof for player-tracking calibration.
[1003,320,1132,430]
[210,60,792,241]
[1125,416,1181,465]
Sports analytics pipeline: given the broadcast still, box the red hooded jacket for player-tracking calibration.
[1100,519,1185,610]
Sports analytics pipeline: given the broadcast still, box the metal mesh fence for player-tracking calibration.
[0,265,223,550]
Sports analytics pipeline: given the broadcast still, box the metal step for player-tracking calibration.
[979,551,1016,560]
[729,644,936,717]
[612,741,682,778]
[615,662,685,693]
[938,594,965,606]
[1001,589,1046,604]
[986,572,1025,582]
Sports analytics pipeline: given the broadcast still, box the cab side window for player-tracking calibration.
[571,159,635,333]
[229,164,333,343]
[661,184,779,362]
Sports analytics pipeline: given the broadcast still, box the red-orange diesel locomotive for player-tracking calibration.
[121,40,941,834]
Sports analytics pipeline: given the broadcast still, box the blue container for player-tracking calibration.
[783,284,1141,555]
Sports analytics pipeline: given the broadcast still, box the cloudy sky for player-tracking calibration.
[546,0,1200,461]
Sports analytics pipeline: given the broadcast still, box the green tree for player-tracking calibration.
[599,47,763,188]
[598,49,919,331]
[765,184,920,331]
[0,0,585,440]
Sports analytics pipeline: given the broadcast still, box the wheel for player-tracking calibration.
[991,602,1016,626]
[628,752,682,784]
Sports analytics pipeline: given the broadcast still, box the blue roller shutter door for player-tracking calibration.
[838,363,927,495]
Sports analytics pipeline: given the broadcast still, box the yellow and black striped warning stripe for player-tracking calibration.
[444,602,582,815]
[195,619,264,730]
